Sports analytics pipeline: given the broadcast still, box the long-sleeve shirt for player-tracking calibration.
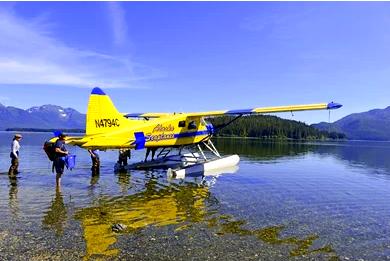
[11,140,20,158]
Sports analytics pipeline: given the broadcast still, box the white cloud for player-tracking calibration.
[107,2,128,47]
[0,7,156,88]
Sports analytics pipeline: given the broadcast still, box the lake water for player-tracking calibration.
[0,132,390,260]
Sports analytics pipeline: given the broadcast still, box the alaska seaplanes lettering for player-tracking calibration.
[147,124,175,142]
[95,118,120,128]
[153,124,174,133]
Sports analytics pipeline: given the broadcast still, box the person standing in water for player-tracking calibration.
[117,149,131,169]
[88,149,100,175]
[8,134,22,176]
[54,133,68,187]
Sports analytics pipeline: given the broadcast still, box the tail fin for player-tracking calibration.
[86,87,137,135]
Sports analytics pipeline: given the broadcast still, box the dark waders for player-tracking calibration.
[91,156,100,176]
[8,153,19,176]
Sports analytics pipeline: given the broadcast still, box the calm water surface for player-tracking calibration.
[0,132,390,260]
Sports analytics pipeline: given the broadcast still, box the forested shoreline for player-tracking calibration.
[209,115,346,140]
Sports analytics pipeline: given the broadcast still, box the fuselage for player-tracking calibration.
[77,115,213,150]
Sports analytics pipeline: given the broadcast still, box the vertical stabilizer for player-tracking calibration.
[86,87,135,135]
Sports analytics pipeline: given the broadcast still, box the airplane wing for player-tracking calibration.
[125,102,342,118]
[125,112,171,118]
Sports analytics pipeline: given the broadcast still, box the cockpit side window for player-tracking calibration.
[188,121,197,130]
[178,121,186,127]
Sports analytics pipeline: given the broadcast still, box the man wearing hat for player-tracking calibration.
[54,133,68,187]
[8,134,22,176]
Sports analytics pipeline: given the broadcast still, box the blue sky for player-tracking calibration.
[0,2,390,123]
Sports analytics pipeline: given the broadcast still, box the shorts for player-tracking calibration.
[54,157,65,175]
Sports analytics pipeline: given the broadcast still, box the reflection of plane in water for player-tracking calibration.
[74,179,210,259]
[74,177,338,260]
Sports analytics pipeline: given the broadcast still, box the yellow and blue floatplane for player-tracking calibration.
[61,87,342,177]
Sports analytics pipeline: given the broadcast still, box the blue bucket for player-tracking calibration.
[65,155,76,170]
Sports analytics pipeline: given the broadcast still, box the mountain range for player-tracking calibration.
[312,106,390,141]
[0,103,85,130]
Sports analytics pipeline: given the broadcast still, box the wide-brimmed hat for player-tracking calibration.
[14,134,22,138]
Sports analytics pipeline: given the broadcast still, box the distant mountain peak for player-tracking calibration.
[312,106,390,141]
[26,104,78,114]
[28,104,62,110]
[0,104,85,130]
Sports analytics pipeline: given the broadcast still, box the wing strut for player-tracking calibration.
[213,114,244,132]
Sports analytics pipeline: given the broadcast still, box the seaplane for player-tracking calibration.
[59,87,342,178]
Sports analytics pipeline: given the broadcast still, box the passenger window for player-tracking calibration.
[178,121,186,127]
[188,121,197,130]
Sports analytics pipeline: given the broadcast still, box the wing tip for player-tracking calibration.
[327,102,343,110]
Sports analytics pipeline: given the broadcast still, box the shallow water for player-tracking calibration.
[0,132,390,260]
